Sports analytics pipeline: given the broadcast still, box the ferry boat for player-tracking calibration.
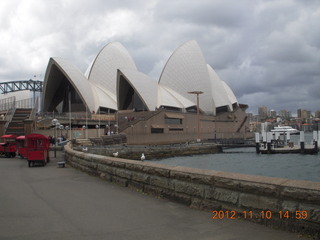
[271,126,299,135]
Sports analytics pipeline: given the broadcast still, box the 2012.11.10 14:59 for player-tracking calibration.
[211,210,308,220]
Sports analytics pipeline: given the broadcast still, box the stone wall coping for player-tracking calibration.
[278,179,320,191]
[65,144,320,192]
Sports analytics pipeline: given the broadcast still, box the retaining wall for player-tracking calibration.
[72,143,221,160]
[64,143,320,238]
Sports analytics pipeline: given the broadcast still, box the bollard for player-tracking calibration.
[255,133,260,154]
[286,132,290,143]
[262,132,267,149]
[300,131,305,153]
[267,132,272,153]
[313,131,319,153]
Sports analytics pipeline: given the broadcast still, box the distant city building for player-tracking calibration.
[249,107,318,133]
[298,109,312,122]
[246,112,254,121]
[258,105,268,120]
[297,109,311,121]
[279,109,291,120]
[269,109,276,118]
[297,109,302,118]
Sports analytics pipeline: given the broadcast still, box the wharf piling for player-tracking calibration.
[300,131,305,154]
[255,133,260,154]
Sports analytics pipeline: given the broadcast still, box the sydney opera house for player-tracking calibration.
[42,40,250,144]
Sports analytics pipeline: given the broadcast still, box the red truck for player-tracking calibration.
[16,135,27,159]
[25,134,50,167]
[0,135,17,158]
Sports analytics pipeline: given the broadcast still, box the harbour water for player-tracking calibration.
[149,133,320,182]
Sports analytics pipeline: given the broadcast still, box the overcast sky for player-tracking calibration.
[0,0,319,114]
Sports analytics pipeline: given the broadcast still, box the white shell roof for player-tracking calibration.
[222,81,238,106]
[117,69,158,111]
[90,82,117,110]
[158,84,195,109]
[87,42,137,92]
[159,40,215,114]
[207,65,233,112]
[43,40,239,115]
[42,57,97,111]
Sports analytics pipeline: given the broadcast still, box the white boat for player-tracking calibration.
[271,126,299,135]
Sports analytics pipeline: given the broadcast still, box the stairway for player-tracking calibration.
[236,115,248,133]
[118,110,163,132]
[5,108,32,136]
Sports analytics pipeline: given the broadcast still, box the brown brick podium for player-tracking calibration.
[24,119,34,136]
[0,120,7,137]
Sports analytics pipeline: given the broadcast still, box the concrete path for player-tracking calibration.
[0,151,308,240]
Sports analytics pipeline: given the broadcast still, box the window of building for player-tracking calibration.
[151,128,164,134]
[164,113,184,125]
[165,118,182,125]
[169,128,184,131]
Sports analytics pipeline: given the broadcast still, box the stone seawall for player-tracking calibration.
[73,143,221,160]
[64,143,320,239]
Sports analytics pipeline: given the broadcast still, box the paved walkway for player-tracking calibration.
[0,151,308,240]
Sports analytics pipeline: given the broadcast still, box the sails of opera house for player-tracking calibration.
[42,40,251,144]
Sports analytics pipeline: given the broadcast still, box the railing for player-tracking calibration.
[38,112,115,121]
[0,96,35,111]
[209,138,255,146]
[4,107,16,133]
[236,115,248,132]
[16,98,34,109]
[119,110,164,132]
[0,96,15,111]
[1,96,36,133]
[29,96,39,120]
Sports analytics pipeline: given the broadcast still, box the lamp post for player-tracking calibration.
[188,91,203,142]
[82,125,86,139]
[116,111,119,134]
[108,109,111,135]
[114,124,119,135]
[85,105,88,139]
[59,124,64,142]
[65,125,69,139]
[68,88,72,140]
[52,118,59,158]
[98,108,101,137]
[96,124,99,137]
[59,125,64,141]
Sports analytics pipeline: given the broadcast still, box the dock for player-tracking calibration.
[255,131,319,154]
[259,144,318,154]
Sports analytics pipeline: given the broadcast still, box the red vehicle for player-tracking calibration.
[16,135,27,159]
[0,134,18,158]
[25,134,50,167]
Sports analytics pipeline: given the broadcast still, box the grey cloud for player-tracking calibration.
[0,0,319,114]
[154,0,253,28]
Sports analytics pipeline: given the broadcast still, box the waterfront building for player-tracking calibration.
[40,40,250,144]
[42,40,238,115]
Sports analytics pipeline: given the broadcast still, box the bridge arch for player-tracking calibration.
[0,80,43,94]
